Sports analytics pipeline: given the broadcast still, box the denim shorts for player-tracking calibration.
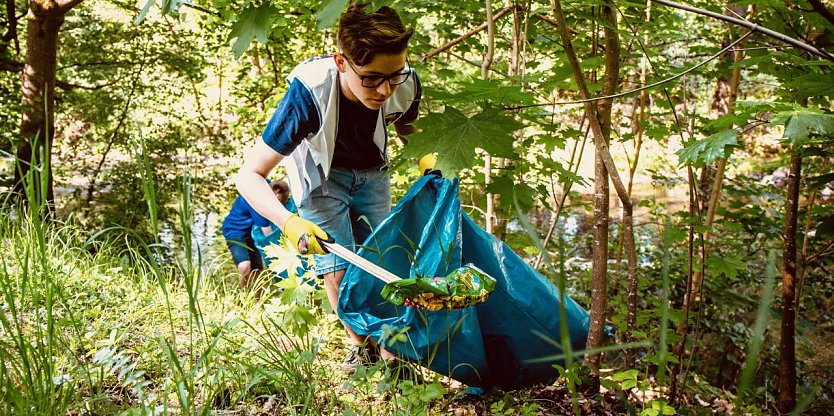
[298,166,391,275]
[225,234,264,270]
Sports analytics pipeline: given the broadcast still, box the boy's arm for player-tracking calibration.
[234,141,293,229]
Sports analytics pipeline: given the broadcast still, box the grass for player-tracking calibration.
[0,134,797,415]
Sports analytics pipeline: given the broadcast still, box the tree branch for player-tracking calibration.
[503,31,752,110]
[653,0,834,61]
[182,2,221,17]
[55,78,120,91]
[57,0,85,14]
[551,0,631,208]
[0,55,23,72]
[421,5,516,61]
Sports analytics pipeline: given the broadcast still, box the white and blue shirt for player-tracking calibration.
[261,55,421,202]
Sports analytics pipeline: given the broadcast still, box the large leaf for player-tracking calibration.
[676,129,739,167]
[786,72,834,99]
[400,106,522,178]
[771,107,834,145]
[486,175,535,213]
[316,0,348,30]
[707,255,748,280]
[228,4,278,60]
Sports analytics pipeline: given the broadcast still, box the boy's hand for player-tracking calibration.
[283,214,333,255]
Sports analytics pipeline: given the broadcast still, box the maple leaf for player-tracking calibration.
[399,106,522,178]
[228,4,277,60]
[486,175,535,213]
[771,107,834,145]
[676,129,739,167]
[707,255,748,280]
[316,0,348,30]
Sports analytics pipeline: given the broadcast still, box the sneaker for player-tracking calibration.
[339,344,380,374]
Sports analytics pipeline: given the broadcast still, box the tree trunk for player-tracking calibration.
[15,0,79,209]
[482,0,495,233]
[778,153,800,413]
[623,0,652,370]
[551,0,626,390]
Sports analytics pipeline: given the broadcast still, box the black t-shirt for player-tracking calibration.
[331,91,385,169]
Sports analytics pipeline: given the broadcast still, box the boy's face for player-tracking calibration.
[335,51,408,110]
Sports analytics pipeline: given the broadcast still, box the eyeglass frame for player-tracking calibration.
[341,53,412,88]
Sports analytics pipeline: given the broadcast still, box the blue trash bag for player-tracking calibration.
[338,175,590,390]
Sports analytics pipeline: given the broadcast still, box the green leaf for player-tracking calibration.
[707,255,748,280]
[401,106,522,178]
[134,0,155,24]
[676,129,739,167]
[611,369,639,382]
[316,0,348,30]
[428,78,535,106]
[771,107,834,145]
[228,4,278,60]
[808,172,834,190]
[486,176,535,213]
[786,72,834,99]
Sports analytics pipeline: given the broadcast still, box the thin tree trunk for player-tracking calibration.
[496,2,524,242]
[5,0,20,55]
[669,166,699,403]
[690,5,755,302]
[623,0,652,370]
[483,0,496,233]
[778,153,801,413]
[552,0,627,390]
[795,191,816,313]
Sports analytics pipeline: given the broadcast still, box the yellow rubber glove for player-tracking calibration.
[418,154,438,175]
[282,214,333,255]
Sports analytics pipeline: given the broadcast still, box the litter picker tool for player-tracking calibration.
[320,240,497,311]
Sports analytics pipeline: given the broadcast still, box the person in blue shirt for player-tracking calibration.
[222,180,291,288]
[235,4,420,371]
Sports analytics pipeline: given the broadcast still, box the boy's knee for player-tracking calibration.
[237,260,252,277]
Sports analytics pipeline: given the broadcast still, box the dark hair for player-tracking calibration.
[269,180,289,194]
[270,180,290,204]
[337,3,413,66]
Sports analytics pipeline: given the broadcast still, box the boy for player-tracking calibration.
[222,180,291,288]
[234,3,420,370]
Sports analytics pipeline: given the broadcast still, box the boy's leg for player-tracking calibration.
[227,236,256,287]
[321,269,365,343]
[347,167,395,361]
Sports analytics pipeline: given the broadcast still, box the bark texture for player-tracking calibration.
[778,153,801,413]
[551,0,626,389]
[15,0,82,208]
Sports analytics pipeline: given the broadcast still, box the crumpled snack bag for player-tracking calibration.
[380,264,497,311]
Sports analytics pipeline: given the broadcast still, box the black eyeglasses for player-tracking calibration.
[343,55,411,88]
